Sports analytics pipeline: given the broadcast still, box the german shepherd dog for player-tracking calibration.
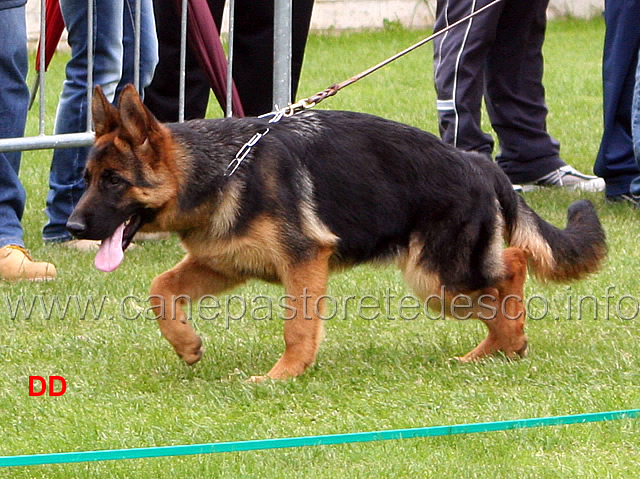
[67,85,606,381]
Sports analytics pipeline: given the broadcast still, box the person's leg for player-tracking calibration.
[233,0,314,116]
[432,0,503,156]
[486,0,564,182]
[147,0,314,120]
[628,48,640,200]
[120,0,158,98]
[484,0,602,191]
[634,49,640,163]
[44,0,125,243]
[143,0,212,121]
[0,5,56,280]
[0,4,29,250]
[594,0,640,198]
[291,0,314,103]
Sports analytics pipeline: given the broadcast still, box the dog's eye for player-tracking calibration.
[102,171,124,186]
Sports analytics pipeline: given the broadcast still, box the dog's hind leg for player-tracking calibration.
[457,247,528,362]
[401,240,528,361]
[150,255,243,365]
[251,247,332,382]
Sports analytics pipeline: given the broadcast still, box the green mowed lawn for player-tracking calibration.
[2,17,639,478]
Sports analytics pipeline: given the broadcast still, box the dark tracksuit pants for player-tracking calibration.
[144,0,314,120]
[594,0,640,197]
[433,0,565,184]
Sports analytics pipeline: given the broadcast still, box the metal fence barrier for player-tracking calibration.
[0,0,293,153]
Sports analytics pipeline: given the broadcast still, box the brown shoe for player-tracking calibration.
[0,245,57,282]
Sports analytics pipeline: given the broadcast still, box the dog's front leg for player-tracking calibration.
[251,248,332,382]
[150,255,242,365]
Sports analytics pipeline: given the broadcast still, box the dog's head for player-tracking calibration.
[67,84,177,272]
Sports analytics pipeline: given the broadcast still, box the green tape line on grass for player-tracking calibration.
[1,408,639,468]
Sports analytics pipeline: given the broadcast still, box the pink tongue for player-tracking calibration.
[95,222,126,272]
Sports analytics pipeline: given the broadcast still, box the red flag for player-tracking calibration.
[35,0,65,72]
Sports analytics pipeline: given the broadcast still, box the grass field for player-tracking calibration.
[2,16,640,478]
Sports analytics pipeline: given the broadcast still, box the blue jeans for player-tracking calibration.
[632,51,640,197]
[594,0,640,197]
[43,0,158,242]
[0,4,28,249]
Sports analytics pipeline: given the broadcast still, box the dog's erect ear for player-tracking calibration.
[117,84,162,147]
[92,86,119,138]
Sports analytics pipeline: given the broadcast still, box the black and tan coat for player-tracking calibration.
[67,85,607,381]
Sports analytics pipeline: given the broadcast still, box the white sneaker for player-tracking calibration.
[521,165,605,192]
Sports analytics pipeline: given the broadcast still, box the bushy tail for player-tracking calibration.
[508,197,607,282]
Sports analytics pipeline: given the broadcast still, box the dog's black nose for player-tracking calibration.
[66,220,87,238]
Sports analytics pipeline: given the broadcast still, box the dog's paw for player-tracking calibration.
[456,336,528,363]
[175,336,204,365]
[180,346,203,365]
[513,338,528,358]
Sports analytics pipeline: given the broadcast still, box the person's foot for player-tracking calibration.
[57,238,138,252]
[58,239,102,251]
[606,192,640,208]
[519,165,605,192]
[133,232,171,242]
[0,246,57,282]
